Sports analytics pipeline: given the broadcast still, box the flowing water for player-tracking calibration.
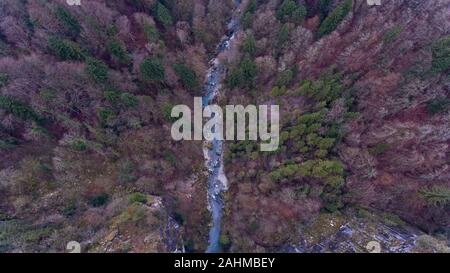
[203,1,241,253]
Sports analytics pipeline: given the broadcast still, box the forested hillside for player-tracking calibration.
[0,0,449,253]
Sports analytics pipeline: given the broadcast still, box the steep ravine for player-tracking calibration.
[202,0,242,253]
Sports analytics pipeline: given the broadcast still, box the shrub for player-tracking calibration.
[431,35,450,73]
[117,160,137,183]
[241,12,253,30]
[321,189,343,212]
[0,96,40,122]
[103,88,121,105]
[244,0,258,14]
[227,70,241,89]
[139,58,165,83]
[39,89,56,102]
[297,73,343,104]
[97,107,114,125]
[106,24,118,37]
[426,98,450,115]
[248,220,259,233]
[0,138,18,150]
[68,138,87,151]
[355,206,371,218]
[62,200,77,216]
[381,212,405,227]
[276,24,290,49]
[55,6,81,38]
[128,0,150,10]
[227,56,257,89]
[154,2,173,28]
[317,137,335,150]
[128,193,148,204]
[48,36,86,61]
[86,58,108,83]
[317,0,352,38]
[172,63,198,92]
[241,0,258,29]
[161,103,176,122]
[163,150,177,166]
[276,69,294,87]
[420,186,450,207]
[314,149,328,158]
[276,0,307,23]
[270,86,288,97]
[369,142,390,156]
[241,35,257,57]
[383,26,402,44]
[22,227,53,245]
[107,40,130,64]
[317,0,332,20]
[0,73,9,88]
[118,203,146,223]
[143,23,159,42]
[285,110,340,157]
[311,160,344,186]
[219,234,232,251]
[121,93,139,108]
[269,160,343,187]
[88,193,109,207]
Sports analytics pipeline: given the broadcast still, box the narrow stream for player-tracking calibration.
[203,0,241,253]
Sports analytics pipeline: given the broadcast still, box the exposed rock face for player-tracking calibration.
[93,196,184,253]
[282,211,449,253]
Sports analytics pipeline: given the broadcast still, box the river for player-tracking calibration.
[203,0,241,253]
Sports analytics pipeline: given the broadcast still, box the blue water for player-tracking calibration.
[204,1,241,253]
